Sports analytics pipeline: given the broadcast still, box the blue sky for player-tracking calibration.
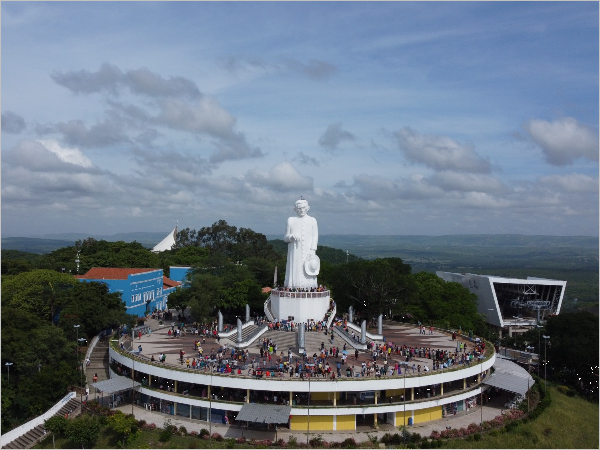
[2,2,598,238]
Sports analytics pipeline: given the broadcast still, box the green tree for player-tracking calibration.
[2,270,78,324]
[106,410,139,446]
[545,311,599,399]
[57,281,129,338]
[410,272,481,331]
[44,415,69,436]
[66,414,100,448]
[2,307,80,431]
[326,258,413,318]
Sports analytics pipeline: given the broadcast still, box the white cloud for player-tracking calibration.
[395,127,491,173]
[244,161,314,193]
[429,171,507,194]
[39,140,93,167]
[524,117,599,165]
[539,173,599,194]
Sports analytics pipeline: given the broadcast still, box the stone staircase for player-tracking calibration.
[1,399,80,449]
[258,328,341,355]
[221,324,260,346]
[86,336,110,386]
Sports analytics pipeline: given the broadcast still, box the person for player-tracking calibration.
[283,198,319,289]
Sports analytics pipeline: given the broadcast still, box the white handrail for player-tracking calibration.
[0,392,77,447]
[263,295,275,322]
[326,302,337,329]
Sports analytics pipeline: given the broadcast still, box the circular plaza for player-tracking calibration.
[107,320,495,432]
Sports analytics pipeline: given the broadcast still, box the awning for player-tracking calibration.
[91,376,141,394]
[483,357,535,396]
[236,404,291,424]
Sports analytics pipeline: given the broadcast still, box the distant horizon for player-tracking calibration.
[2,231,597,240]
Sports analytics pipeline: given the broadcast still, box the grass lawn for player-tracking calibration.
[442,386,598,449]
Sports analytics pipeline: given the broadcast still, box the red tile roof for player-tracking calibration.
[79,268,160,280]
[163,276,181,289]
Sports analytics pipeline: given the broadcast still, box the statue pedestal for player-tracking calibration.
[270,289,330,324]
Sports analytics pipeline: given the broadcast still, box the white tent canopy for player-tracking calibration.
[92,376,141,394]
[483,356,535,396]
[152,225,177,253]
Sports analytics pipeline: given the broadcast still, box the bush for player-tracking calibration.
[288,435,298,447]
[211,433,223,441]
[159,429,172,442]
[44,415,69,436]
[199,428,210,438]
[410,432,423,443]
[341,437,357,448]
[474,433,482,441]
[309,435,323,447]
[179,425,188,436]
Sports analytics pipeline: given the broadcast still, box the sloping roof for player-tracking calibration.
[80,268,159,280]
[163,276,181,289]
[236,404,291,424]
[152,226,177,252]
[92,376,141,394]
[483,357,535,396]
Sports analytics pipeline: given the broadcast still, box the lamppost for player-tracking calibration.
[78,337,86,392]
[209,364,213,438]
[130,350,135,417]
[542,335,550,394]
[306,372,311,447]
[403,363,406,444]
[74,324,81,345]
[480,355,484,426]
[536,325,543,376]
[512,316,520,347]
[5,362,13,384]
[487,308,494,341]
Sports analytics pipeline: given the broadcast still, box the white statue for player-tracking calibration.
[283,198,319,288]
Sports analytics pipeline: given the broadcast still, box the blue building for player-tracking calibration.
[77,268,181,317]
[168,266,192,285]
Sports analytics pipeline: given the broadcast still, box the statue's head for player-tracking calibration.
[294,199,309,217]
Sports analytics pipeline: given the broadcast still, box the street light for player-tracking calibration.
[5,362,13,384]
[306,371,311,447]
[512,316,520,347]
[77,338,87,390]
[403,362,406,444]
[542,335,550,394]
[209,364,213,438]
[536,325,543,376]
[130,350,136,418]
[486,308,494,341]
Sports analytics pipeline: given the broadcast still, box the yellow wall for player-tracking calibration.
[310,392,339,401]
[385,388,406,397]
[396,409,412,426]
[414,406,442,424]
[336,415,355,431]
[290,415,334,431]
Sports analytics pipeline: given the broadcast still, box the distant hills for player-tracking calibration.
[2,232,598,306]
[1,232,168,253]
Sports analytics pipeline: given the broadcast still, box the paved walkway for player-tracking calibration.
[117,399,505,443]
